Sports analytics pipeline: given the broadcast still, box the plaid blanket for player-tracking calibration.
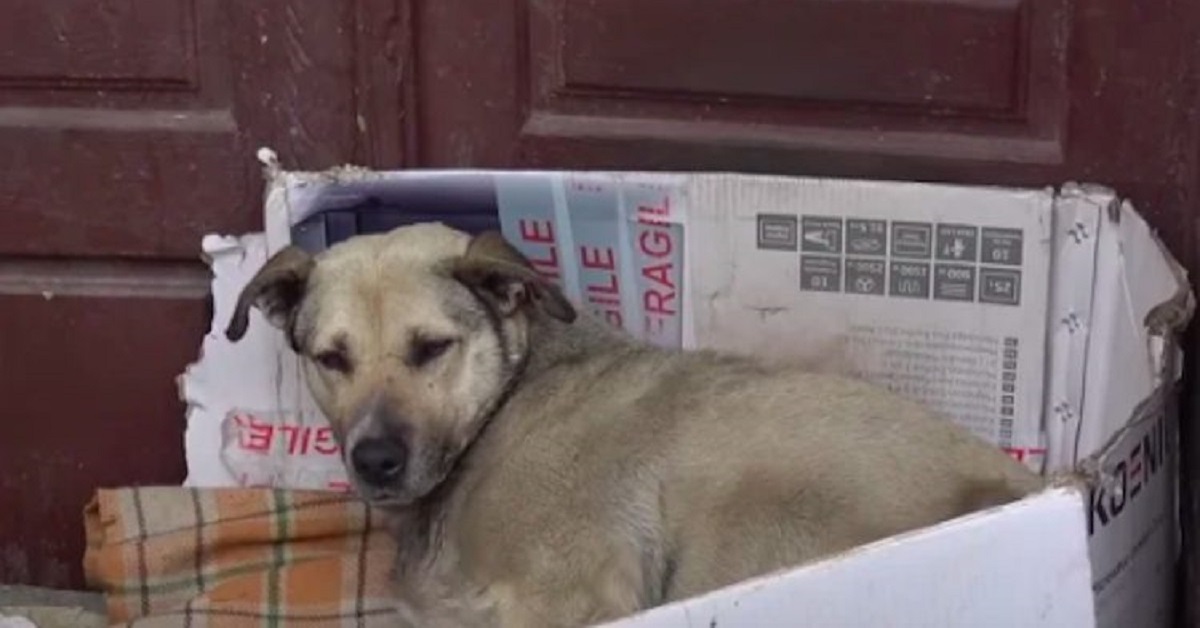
[83,487,400,627]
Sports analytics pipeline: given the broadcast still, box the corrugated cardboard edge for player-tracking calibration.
[257,147,392,253]
[258,147,499,255]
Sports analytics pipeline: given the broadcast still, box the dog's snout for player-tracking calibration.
[351,438,408,486]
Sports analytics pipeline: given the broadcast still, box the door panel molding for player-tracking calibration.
[0,0,199,91]
[520,0,1070,165]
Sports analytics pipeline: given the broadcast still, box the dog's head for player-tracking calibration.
[224,223,575,506]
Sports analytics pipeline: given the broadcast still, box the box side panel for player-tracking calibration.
[686,174,1055,459]
[604,489,1095,628]
[1077,198,1192,628]
[1085,388,1177,628]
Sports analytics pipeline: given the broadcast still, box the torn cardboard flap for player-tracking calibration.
[180,233,346,490]
[1075,196,1194,462]
[1062,193,1194,628]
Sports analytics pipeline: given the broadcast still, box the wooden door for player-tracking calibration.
[0,0,406,587]
[7,0,1200,617]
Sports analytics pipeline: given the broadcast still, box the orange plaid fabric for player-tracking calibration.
[83,487,400,627]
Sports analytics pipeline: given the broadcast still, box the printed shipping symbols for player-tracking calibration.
[756,214,1024,306]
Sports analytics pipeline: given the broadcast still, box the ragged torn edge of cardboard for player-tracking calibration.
[1049,182,1195,493]
[175,149,338,487]
[178,232,348,489]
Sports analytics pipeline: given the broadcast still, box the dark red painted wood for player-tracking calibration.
[0,295,204,585]
[6,3,1200,622]
[0,1,196,90]
[0,0,409,588]
[560,0,1026,111]
[0,1,401,259]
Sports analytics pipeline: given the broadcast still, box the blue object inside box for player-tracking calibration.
[289,173,502,253]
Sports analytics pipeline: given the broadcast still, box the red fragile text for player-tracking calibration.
[580,245,623,328]
[636,198,678,335]
[233,413,341,457]
[1002,447,1047,464]
[518,219,561,283]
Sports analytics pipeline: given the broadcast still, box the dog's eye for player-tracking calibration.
[313,349,351,374]
[410,337,455,367]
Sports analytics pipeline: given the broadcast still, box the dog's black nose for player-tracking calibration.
[351,438,407,486]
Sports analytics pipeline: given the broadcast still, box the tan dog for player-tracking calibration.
[226,223,1044,627]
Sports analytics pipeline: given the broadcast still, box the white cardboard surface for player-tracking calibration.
[1070,194,1188,627]
[180,163,1193,628]
[683,174,1053,462]
[1043,184,1106,472]
[604,487,1095,628]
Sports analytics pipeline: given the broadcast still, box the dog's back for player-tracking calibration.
[438,315,1044,622]
[648,353,1042,599]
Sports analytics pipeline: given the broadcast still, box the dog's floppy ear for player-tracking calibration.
[451,231,576,323]
[225,245,315,342]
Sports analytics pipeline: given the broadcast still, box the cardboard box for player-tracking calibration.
[181,152,1193,627]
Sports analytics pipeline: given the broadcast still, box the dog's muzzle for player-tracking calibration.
[350,437,408,488]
